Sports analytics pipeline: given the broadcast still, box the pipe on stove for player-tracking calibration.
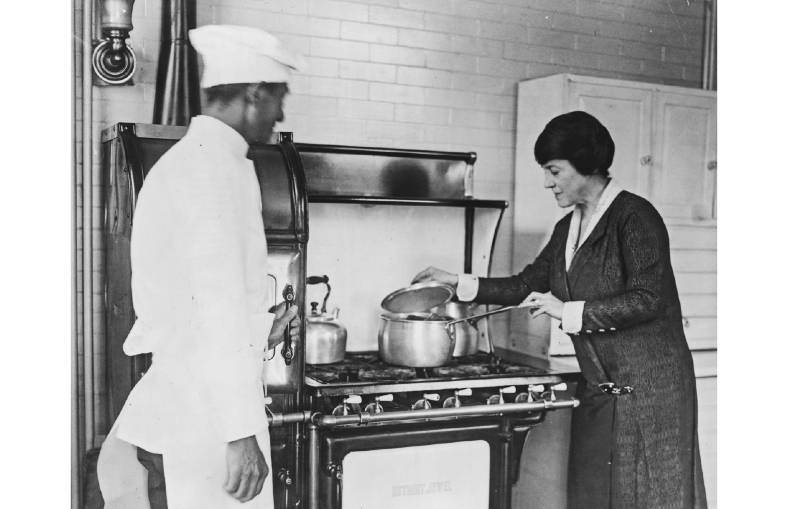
[267,410,312,427]
[266,400,577,427]
[72,2,85,506]
[310,398,578,428]
[82,0,95,457]
[307,423,320,509]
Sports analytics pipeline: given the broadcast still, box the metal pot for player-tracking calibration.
[430,301,478,357]
[378,282,518,367]
[305,276,347,364]
[378,313,455,367]
[378,305,519,367]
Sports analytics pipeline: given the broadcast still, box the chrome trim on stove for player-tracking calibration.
[305,374,570,396]
[310,398,578,428]
[266,398,578,428]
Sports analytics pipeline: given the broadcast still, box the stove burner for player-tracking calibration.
[414,367,435,378]
[358,368,414,382]
[433,365,486,377]
[306,352,548,386]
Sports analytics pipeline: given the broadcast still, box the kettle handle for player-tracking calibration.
[306,275,331,314]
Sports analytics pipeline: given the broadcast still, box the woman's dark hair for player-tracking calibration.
[534,111,615,177]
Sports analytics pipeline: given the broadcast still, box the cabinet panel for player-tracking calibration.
[569,83,653,197]
[671,249,716,272]
[653,93,717,220]
[680,294,717,318]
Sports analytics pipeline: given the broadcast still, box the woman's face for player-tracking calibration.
[541,159,596,208]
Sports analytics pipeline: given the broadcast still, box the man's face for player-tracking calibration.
[243,82,289,145]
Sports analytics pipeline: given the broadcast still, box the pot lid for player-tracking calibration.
[380,281,455,314]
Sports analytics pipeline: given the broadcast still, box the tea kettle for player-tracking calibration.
[305,275,347,364]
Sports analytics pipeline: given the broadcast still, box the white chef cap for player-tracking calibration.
[189,25,306,88]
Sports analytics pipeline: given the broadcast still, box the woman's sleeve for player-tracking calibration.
[579,202,668,332]
[474,225,559,305]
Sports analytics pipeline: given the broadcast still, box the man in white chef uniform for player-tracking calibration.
[97,25,306,509]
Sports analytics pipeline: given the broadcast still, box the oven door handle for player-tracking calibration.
[326,464,342,508]
[281,284,295,365]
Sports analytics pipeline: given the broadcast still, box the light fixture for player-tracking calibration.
[92,0,137,85]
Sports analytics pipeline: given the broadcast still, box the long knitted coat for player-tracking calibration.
[476,191,707,509]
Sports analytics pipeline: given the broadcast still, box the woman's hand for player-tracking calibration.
[411,267,459,287]
[519,292,564,321]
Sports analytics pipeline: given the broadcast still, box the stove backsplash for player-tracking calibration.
[305,203,503,352]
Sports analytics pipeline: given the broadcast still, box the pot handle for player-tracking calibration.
[306,275,331,314]
[445,322,457,342]
[444,305,518,328]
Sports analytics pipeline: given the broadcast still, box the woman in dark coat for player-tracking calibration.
[413,111,707,509]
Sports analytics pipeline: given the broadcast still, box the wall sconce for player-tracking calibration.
[92,0,137,85]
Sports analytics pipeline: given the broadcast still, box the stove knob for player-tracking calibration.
[413,393,440,410]
[499,386,515,405]
[487,386,515,405]
[516,384,545,403]
[443,388,472,408]
[332,395,362,416]
[364,394,393,414]
[549,383,568,401]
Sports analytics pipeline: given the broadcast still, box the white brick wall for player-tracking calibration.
[85,0,707,430]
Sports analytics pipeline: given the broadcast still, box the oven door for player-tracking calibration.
[314,415,541,509]
[344,440,489,508]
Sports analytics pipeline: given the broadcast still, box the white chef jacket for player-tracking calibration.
[98,115,277,509]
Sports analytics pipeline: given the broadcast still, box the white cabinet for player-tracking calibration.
[567,81,653,198]
[511,74,717,358]
[652,92,717,220]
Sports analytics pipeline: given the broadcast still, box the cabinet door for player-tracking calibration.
[652,93,717,220]
[568,82,653,197]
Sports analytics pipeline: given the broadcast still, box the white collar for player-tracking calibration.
[187,115,250,159]
[565,179,624,270]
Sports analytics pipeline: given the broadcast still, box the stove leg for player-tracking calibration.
[499,417,514,509]
[293,421,303,508]
[307,423,320,509]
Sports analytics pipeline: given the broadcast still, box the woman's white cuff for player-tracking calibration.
[455,274,479,301]
[561,301,585,333]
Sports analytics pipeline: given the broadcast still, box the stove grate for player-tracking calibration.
[306,352,547,385]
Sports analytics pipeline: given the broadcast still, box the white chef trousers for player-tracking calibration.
[99,421,274,509]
